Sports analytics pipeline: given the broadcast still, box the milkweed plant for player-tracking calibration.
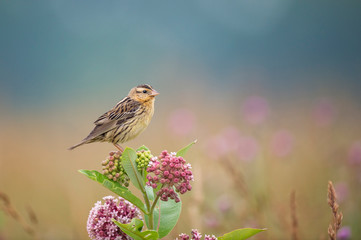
[80,141,266,240]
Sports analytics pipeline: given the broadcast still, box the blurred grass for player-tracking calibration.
[1,89,361,239]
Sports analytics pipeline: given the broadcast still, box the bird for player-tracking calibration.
[69,84,159,152]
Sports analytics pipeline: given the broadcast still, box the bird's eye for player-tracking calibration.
[142,90,147,93]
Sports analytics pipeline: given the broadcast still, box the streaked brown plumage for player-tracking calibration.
[69,84,159,152]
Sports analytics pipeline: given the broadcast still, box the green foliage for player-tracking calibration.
[144,191,182,238]
[177,140,197,157]
[145,185,155,201]
[113,218,158,240]
[218,228,266,240]
[153,194,182,238]
[78,169,147,213]
[122,147,145,190]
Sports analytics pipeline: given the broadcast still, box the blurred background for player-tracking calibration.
[1,1,361,239]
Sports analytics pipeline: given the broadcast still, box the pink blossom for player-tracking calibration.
[270,130,294,157]
[147,151,193,202]
[348,141,361,165]
[313,99,337,127]
[191,229,202,240]
[205,128,259,162]
[168,108,196,136]
[204,235,217,240]
[178,233,190,240]
[204,214,219,228]
[236,136,259,162]
[220,127,242,151]
[87,196,141,240]
[176,229,217,240]
[337,226,351,240]
[242,96,270,125]
[217,195,232,213]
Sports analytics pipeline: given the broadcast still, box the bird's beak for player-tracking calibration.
[151,89,159,96]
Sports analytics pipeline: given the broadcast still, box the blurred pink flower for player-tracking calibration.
[203,213,219,228]
[168,108,196,136]
[204,136,230,160]
[242,96,270,125]
[236,136,259,162]
[348,141,361,165]
[313,99,337,127]
[334,182,349,203]
[270,130,294,157]
[217,195,232,213]
[220,127,242,151]
[237,136,259,162]
[337,226,351,240]
[205,127,259,162]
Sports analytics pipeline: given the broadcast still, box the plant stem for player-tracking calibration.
[148,194,161,230]
[143,191,151,215]
[150,194,160,216]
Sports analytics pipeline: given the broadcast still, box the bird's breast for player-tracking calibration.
[118,101,154,143]
[139,102,154,128]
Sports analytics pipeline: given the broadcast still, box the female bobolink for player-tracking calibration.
[69,84,159,152]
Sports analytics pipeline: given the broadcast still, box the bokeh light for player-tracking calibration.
[1,1,361,239]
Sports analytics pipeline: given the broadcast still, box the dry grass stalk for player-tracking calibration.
[223,156,248,196]
[327,181,343,240]
[0,192,39,239]
[290,190,298,240]
[26,205,38,225]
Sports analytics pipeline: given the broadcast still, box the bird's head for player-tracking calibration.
[129,84,159,103]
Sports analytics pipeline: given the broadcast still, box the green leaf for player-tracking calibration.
[122,147,145,190]
[79,170,146,213]
[176,140,197,157]
[218,228,266,240]
[145,185,155,201]
[155,195,182,238]
[136,145,150,151]
[113,219,158,240]
[126,218,144,232]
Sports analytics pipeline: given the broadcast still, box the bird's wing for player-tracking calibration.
[84,97,141,141]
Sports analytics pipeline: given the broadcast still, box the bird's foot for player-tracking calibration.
[114,143,124,154]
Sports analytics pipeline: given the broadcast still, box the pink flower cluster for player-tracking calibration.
[242,95,270,125]
[146,150,193,203]
[87,196,141,240]
[177,229,217,240]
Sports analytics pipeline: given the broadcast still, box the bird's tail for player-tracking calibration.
[68,141,87,150]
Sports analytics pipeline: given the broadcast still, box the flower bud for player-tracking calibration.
[101,152,129,186]
[135,149,153,173]
[146,151,193,202]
